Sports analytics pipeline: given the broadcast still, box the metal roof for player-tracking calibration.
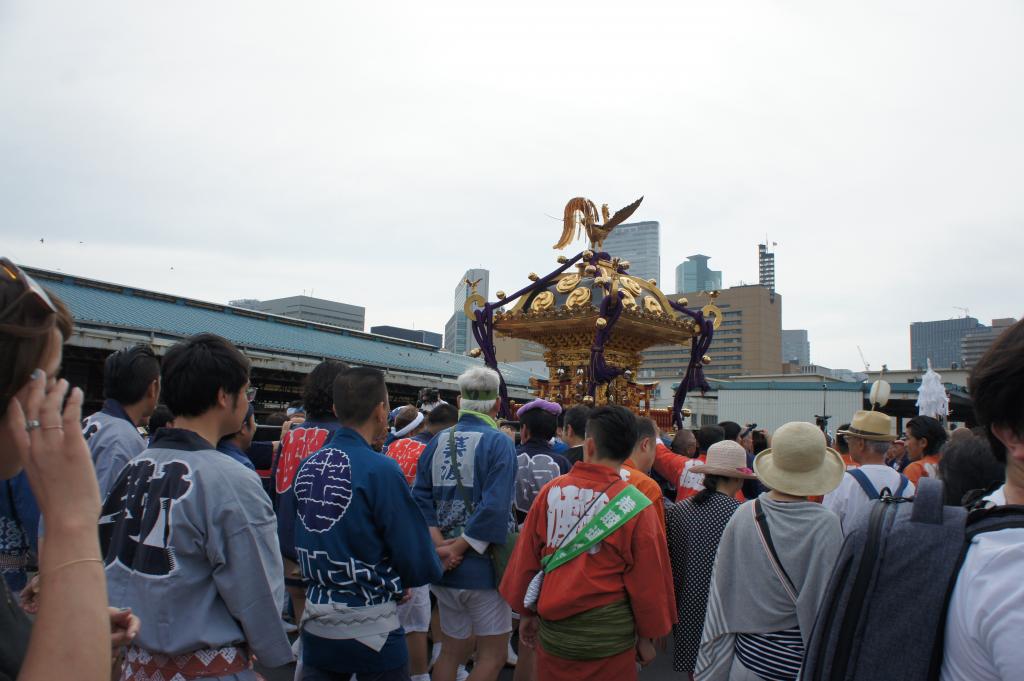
[29,268,537,387]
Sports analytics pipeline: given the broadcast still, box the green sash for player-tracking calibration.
[541,484,652,573]
[539,599,636,661]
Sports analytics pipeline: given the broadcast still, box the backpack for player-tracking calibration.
[803,477,1024,681]
[847,468,910,499]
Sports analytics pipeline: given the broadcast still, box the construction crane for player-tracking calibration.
[953,306,970,318]
[857,345,870,372]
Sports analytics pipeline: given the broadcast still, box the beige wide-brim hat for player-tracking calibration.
[691,440,758,479]
[836,410,893,442]
[754,421,846,497]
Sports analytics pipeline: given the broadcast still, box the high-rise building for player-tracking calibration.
[675,254,722,294]
[910,317,985,369]
[370,325,443,348]
[243,295,365,330]
[758,243,776,301]
[781,329,810,365]
[961,318,1016,369]
[600,221,660,284]
[640,285,783,406]
[443,268,489,354]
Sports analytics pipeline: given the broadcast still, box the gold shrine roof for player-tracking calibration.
[493,261,703,348]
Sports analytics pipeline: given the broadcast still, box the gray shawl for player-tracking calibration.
[695,494,842,680]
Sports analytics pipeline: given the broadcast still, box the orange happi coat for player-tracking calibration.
[500,462,674,681]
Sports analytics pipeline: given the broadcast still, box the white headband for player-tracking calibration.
[392,411,425,438]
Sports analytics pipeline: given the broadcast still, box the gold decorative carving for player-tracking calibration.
[702,303,723,329]
[556,273,581,293]
[644,297,664,315]
[621,291,638,310]
[531,291,555,312]
[565,287,591,309]
[463,294,487,318]
[619,277,642,296]
[554,197,645,249]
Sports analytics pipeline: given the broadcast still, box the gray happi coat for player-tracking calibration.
[100,428,292,678]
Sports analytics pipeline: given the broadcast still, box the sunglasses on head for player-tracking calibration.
[0,257,57,317]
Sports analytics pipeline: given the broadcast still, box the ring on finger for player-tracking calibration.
[25,420,41,432]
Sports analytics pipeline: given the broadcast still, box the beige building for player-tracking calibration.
[494,336,547,363]
[640,285,782,406]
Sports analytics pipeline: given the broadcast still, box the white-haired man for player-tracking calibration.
[413,367,517,681]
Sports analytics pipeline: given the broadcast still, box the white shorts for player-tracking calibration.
[397,585,431,633]
[431,586,512,640]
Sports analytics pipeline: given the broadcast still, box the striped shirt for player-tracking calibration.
[734,626,803,681]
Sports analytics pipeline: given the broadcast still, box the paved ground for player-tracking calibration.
[259,637,680,680]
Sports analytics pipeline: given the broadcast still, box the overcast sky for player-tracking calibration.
[2,1,1021,371]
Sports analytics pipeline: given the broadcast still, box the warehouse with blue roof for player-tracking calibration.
[26,266,540,414]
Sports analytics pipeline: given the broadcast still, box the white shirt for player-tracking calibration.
[941,485,1024,681]
[821,464,915,533]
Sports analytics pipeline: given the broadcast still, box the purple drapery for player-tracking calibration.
[587,288,626,396]
[470,251,590,417]
[667,299,715,428]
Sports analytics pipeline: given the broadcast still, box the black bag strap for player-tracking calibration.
[927,503,1024,680]
[752,499,798,603]
[448,427,476,514]
[847,468,879,500]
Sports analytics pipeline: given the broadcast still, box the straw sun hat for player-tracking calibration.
[691,441,757,479]
[753,421,846,497]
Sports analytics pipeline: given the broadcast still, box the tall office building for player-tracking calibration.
[675,254,722,294]
[910,317,984,369]
[443,268,489,354]
[961,318,1016,369]
[600,221,660,283]
[781,329,811,365]
[370,325,443,348]
[640,285,783,405]
[237,295,365,330]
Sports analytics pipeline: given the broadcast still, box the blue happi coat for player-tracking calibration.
[412,412,517,590]
[290,427,442,673]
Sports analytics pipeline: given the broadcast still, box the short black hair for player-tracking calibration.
[303,359,348,420]
[697,425,725,453]
[103,344,160,405]
[906,415,948,456]
[938,437,1005,505]
[333,367,388,425]
[427,403,459,428]
[147,404,175,433]
[836,424,851,454]
[161,334,250,418]
[671,428,696,456]
[969,318,1024,464]
[563,405,592,439]
[635,416,658,444]
[521,407,557,442]
[263,411,288,426]
[586,405,638,462]
[718,421,741,441]
[751,430,769,454]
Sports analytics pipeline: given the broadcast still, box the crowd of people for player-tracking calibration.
[1,257,1022,681]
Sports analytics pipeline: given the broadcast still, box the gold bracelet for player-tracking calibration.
[43,557,104,577]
